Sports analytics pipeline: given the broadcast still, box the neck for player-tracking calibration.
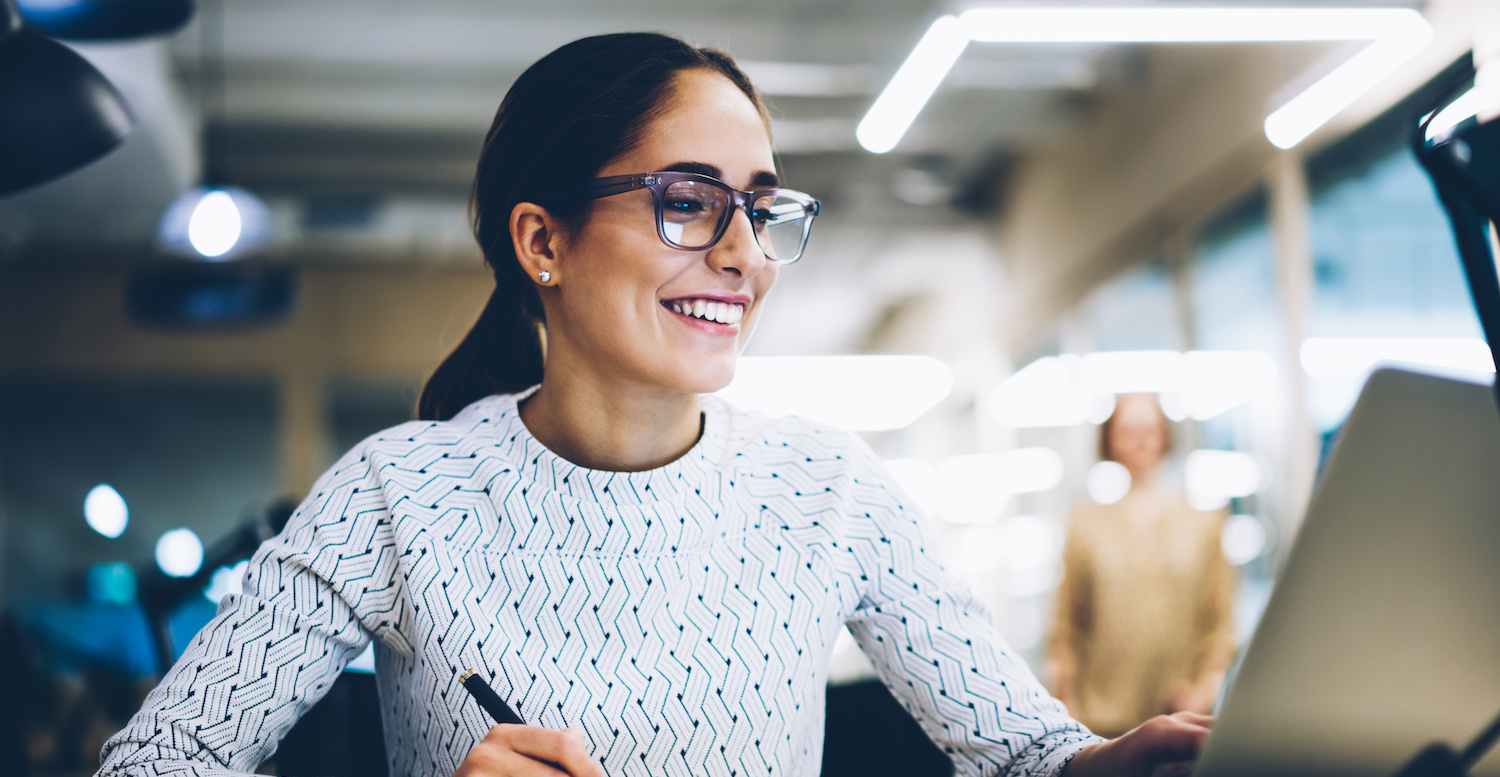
[519,371,703,473]
[1126,464,1161,492]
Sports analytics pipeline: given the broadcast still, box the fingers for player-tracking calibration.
[457,724,601,777]
[1168,710,1215,729]
[1132,712,1212,765]
[502,726,603,777]
[1064,714,1219,777]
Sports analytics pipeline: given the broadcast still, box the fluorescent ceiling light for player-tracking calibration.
[1263,21,1432,149]
[856,15,968,154]
[961,7,1419,43]
[992,350,1276,427]
[1078,350,1186,394]
[860,7,1432,154]
[718,354,953,431]
[1185,449,1264,510]
[1300,337,1494,377]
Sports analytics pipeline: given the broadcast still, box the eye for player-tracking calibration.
[661,181,719,221]
[665,193,709,214]
[753,199,806,227]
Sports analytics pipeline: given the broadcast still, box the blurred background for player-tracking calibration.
[1,0,1496,774]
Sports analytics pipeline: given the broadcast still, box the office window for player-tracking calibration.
[1084,259,1181,352]
[1191,188,1280,456]
[1192,188,1280,358]
[1304,112,1483,430]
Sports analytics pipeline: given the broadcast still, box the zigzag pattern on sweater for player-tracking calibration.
[100,392,1098,777]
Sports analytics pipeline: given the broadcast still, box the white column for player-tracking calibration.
[1267,151,1320,534]
[1166,231,1203,453]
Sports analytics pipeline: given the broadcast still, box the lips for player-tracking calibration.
[661,297,746,325]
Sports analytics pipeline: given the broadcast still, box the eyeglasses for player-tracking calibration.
[538,171,820,264]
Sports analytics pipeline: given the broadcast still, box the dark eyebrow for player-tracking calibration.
[661,161,781,189]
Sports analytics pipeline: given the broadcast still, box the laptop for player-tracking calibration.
[1192,366,1500,777]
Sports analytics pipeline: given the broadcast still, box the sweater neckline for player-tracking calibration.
[487,388,728,505]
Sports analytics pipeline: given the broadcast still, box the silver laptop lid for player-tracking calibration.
[1194,366,1500,777]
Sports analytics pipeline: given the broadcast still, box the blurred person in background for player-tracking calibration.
[1048,393,1236,738]
[97,33,1210,777]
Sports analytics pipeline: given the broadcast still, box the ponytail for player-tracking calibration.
[416,285,544,421]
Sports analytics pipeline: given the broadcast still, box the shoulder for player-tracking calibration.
[356,394,512,456]
[321,393,519,483]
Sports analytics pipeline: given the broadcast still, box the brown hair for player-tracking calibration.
[418,32,768,421]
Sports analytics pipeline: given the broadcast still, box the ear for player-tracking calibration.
[510,201,564,285]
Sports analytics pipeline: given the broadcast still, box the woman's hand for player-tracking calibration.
[1168,668,1226,716]
[453,725,603,777]
[1063,712,1214,777]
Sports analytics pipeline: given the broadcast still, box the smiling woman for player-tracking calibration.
[97,31,1205,777]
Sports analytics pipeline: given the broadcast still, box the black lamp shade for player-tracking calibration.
[0,5,134,197]
[16,0,194,41]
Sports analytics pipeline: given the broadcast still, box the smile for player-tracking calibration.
[662,298,746,326]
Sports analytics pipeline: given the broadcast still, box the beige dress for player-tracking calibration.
[1049,483,1236,737]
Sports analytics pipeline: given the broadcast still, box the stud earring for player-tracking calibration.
[537,270,551,283]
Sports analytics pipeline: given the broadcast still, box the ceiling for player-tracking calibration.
[0,0,1120,254]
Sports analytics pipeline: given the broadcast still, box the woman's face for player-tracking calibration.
[541,68,779,397]
[1108,393,1169,479]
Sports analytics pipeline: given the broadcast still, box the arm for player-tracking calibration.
[841,449,1099,777]
[97,448,394,777]
[1171,512,1237,715]
[1047,511,1092,713]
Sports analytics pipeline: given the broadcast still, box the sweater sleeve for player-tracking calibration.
[97,443,405,777]
[1046,504,1094,701]
[1194,510,1237,675]
[839,447,1101,777]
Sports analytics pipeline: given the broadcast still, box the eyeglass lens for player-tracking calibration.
[661,180,811,261]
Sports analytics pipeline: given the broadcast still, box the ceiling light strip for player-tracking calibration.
[858,7,1434,154]
[855,15,969,154]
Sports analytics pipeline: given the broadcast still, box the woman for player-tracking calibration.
[99,33,1209,777]
[1049,393,1236,738]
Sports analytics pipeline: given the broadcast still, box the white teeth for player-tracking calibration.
[669,298,746,324]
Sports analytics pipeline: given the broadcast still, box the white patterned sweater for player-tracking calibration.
[99,392,1100,777]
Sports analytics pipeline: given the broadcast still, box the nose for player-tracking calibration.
[706,204,769,278]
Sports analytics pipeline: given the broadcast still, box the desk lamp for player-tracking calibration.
[0,0,133,197]
[1416,62,1500,411]
[1408,60,1500,777]
[15,0,193,41]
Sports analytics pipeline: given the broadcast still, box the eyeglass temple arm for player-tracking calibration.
[535,174,651,204]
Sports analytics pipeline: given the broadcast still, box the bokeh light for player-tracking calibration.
[155,528,204,578]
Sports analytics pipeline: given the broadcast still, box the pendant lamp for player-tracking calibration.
[156,0,269,261]
[0,0,134,197]
[16,0,194,41]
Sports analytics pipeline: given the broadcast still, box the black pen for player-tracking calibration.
[459,669,526,726]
